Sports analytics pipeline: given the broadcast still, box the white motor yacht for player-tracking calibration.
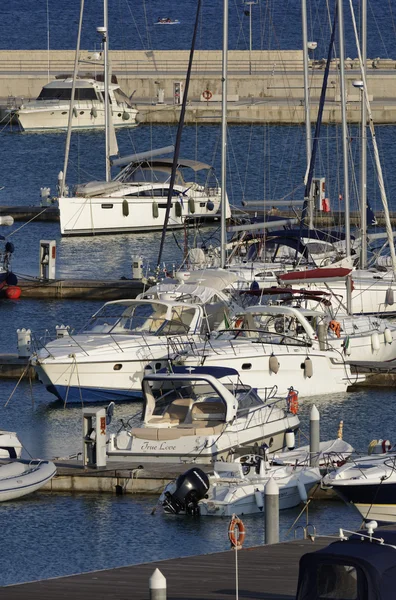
[7,77,138,132]
[31,284,236,403]
[175,304,360,398]
[107,367,300,464]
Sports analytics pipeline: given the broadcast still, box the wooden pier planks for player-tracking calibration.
[1,537,333,599]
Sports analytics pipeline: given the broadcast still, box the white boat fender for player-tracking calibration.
[269,353,280,374]
[90,107,98,118]
[122,111,130,121]
[385,287,394,306]
[371,331,380,352]
[297,477,308,503]
[72,107,78,118]
[254,488,264,511]
[0,215,14,226]
[342,335,352,356]
[285,429,295,450]
[303,357,313,378]
[152,201,159,219]
[384,327,393,344]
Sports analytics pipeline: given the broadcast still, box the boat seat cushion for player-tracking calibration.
[191,401,226,421]
[163,398,193,424]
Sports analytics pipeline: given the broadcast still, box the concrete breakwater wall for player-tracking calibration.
[2,49,396,124]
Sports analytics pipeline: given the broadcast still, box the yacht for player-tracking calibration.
[175,304,361,398]
[31,283,236,403]
[107,367,300,463]
[7,77,138,132]
[59,157,229,236]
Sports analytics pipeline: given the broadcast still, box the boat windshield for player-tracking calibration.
[81,302,195,335]
[124,166,184,185]
[37,87,98,101]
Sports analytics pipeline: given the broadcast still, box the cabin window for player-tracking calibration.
[200,202,205,207]
[236,388,263,411]
[61,111,67,114]
[113,364,122,371]
[37,87,98,101]
[79,111,84,115]
[101,204,113,209]
[241,363,252,370]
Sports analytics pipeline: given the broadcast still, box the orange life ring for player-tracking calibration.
[287,389,299,415]
[228,515,246,548]
[202,89,212,100]
[234,317,244,328]
[329,320,341,338]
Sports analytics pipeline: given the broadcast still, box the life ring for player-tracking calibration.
[234,317,244,328]
[228,515,246,549]
[328,320,341,338]
[202,89,212,101]
[287,388,299,415]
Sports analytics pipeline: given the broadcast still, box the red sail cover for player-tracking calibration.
[278,267,352,285]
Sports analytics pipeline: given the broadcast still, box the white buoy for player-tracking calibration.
[149,568,167,600]
[269,354,280,374]
[384,328,393,344]
[254,488,264,511]
[285,429,295,450]
[297,477,308,503]
[385,288,394,306]
[371,331,380,352]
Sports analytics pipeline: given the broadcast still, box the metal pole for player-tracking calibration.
[309,404,320,467]
[302,0,313,228]
[249,4,252,75]
[220,0,228,269]
[103,0,111,182]
[265,477,279,544]
[360,0,367,268]
[337,0,352,314]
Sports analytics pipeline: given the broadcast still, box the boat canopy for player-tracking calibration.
[296,528,396,600]
[74,180,125,198]
[278,267,352,285]
[141,371,241,423]
[241,304,317,339]
[137,158,213,172]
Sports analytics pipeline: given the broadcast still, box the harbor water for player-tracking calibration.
[1,0,396,584]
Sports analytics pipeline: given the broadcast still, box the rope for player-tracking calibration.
[7,207,51,237]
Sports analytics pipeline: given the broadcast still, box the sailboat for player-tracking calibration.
[57,0,226,236]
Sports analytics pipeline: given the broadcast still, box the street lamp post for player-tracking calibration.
[244,0,258,75]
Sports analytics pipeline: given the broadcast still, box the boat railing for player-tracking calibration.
[215,328,312,349]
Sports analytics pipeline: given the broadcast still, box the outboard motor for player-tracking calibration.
[162,468,210,516]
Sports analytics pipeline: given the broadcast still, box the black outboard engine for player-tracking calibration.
[162,468,210,516]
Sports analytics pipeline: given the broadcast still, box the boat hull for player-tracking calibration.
[0,460,57,502]
[331,481,396,523]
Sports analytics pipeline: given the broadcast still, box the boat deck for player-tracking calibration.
[2,536,333,599]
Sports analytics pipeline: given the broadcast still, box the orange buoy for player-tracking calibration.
[5,286,21,300]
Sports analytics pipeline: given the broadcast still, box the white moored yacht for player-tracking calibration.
[32,283,235,403]
[107,367,300,463]
[8,77,138,132]
[59,157,229,236]
[175,304,360,398]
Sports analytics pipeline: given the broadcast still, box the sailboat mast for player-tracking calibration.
[103,0,111,182]
[301,0,313,229]
[359,0,367,268]
[220,0,228,269]
[338,0,352,314]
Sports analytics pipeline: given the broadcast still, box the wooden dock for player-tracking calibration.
[1,536,333,599]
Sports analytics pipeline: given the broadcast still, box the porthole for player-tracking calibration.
[113,364,122,371]
[118,113,122,117]
[80,111,84,115]
[61,111,67,115]
[241,363,252,370]
[155,362,162,369]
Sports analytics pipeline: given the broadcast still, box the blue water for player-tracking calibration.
[1,0,395,59]
[0,0,396,588]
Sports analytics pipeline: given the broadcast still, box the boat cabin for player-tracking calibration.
[296,524,396,600]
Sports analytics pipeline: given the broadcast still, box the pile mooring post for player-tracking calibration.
[265,477,279,544]
[149,568,167,600]
[310,404,320,467]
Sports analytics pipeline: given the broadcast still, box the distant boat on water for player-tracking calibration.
[155,17,180,25]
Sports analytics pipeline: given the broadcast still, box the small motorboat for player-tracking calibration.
[160,454,321,516]
[0,460,57,502]
[272,438,354,469]
[155,17,180,24]
[296,520,396,600]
